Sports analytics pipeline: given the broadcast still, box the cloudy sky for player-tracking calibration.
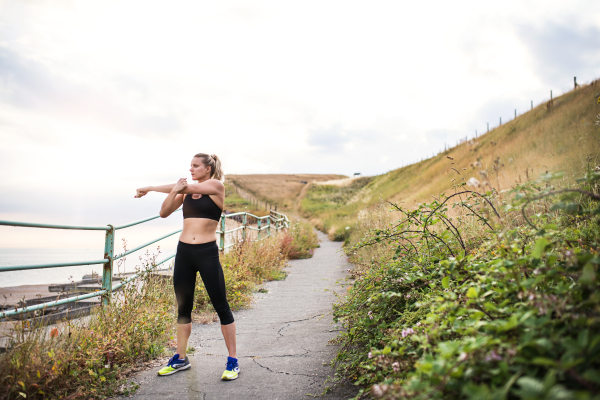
[1,0,599,248]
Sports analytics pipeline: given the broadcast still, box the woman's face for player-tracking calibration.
[189,157,210,181]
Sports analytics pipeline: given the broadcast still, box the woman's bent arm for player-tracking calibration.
[160,192,184,218]
[159,179,187,218]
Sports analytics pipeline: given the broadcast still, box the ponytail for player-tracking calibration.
[194,153,224,181]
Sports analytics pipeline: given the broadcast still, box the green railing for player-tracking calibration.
[0,209,289,319]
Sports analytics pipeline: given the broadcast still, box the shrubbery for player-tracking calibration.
[282,219,320,259]
[332,171,600,399]
[1,218,314,399]
[1,251,175,399]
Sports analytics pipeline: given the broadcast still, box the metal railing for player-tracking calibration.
[0,209,289,319]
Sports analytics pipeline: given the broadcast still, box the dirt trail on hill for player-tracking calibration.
[117,231,359,400]
[293,182,311,213]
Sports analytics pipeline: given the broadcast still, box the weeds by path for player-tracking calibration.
[331,166,600,399]
[0,219,318,400]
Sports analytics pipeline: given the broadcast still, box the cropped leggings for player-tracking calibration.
[173,240,234,325]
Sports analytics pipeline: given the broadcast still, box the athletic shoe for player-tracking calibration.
[221,356,240,380]
[157,354,191,376]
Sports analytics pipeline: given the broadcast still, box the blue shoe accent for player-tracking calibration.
[226,356,238,371]
[222,356,240,380]
[158,353,191,376]
[168,354,186,366]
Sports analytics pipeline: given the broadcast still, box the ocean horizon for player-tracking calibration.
[0,247,176,288]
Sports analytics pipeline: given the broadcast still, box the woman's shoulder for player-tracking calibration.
[208,179,225,189]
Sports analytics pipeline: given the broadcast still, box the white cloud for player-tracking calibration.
[0,0,599,247]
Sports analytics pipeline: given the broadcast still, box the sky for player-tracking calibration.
[1,0,600,249]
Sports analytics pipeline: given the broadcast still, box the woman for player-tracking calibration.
[134,153,239,380]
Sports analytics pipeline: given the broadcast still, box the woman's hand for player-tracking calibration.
[173,178,188,193]
[135,187,150,198]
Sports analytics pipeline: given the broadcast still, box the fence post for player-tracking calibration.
[220,216,225,250]
[102,224,115,306]
[243,213,247,241]
[267,216,271,237]
[257,218,262,240]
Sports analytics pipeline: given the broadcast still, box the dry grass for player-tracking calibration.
[315,177,363,186]
[0,251,176,399]
[226,174,346,211]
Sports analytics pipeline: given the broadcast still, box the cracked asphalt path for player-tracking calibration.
[124,231,359,400]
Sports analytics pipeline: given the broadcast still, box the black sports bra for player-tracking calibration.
[182,194,223,221]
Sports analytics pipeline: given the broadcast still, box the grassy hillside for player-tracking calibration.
[225,173,347,211]
[301,80,600,239]
[223,181,272,216]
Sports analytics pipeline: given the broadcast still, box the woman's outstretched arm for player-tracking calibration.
[135,183,176,197]
[135,179,223,198]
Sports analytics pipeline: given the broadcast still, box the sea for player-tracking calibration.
[0,246,177,288]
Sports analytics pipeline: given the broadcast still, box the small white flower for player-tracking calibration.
[372,384,383,397]
[467,177,480,188]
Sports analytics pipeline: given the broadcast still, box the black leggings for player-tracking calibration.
[173,240,234,325]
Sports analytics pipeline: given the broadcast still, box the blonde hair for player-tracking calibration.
[194,153,224,181]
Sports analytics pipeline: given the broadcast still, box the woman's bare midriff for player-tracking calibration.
[179,218,219,244]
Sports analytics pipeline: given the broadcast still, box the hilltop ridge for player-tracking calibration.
[225,80,600,238]
[299,79,600,238]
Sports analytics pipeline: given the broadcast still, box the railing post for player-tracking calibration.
[257,218,262,240]
[243,213,247,241]
[102,224,114,306]
[220,216,226,251]
[267,216,271,237]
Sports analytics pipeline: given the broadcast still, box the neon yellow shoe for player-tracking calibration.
[221,356,240,380]
[158,354,191,376]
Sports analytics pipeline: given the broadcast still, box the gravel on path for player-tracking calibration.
[120,231,359,400]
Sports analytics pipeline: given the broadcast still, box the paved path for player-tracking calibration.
[124,231,359,400]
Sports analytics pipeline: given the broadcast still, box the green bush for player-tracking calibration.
[280,219,320,259]
[332,225,352,243]
[332,171,600,399]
